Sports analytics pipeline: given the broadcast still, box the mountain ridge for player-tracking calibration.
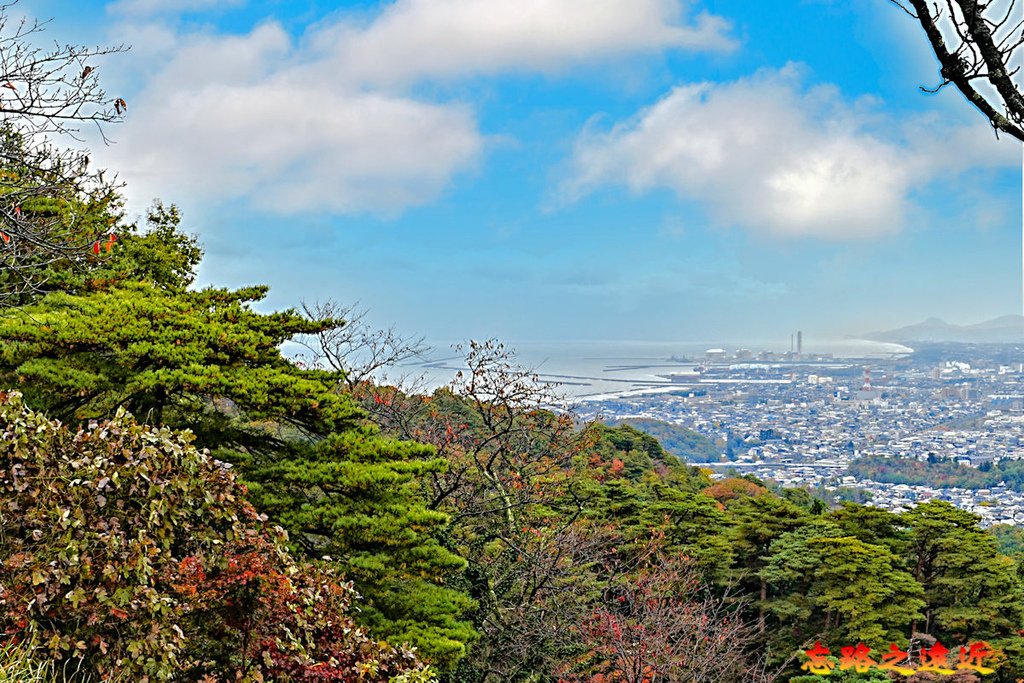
[865,315,1024,343]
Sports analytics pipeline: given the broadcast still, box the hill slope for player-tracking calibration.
[865,315,1024,343]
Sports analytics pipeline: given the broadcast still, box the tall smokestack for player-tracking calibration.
[797,331,803,356]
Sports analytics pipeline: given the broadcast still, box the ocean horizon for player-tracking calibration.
[398,338,914,399]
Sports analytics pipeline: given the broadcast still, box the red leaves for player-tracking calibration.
[701,477,768,503]
[89,234,116,255]
[2,206,21,244]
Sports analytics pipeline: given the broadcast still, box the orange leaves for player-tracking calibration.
[114,97,127,115]
[701,477,768,504]
[1,206,21,244]
[89,233,117,256]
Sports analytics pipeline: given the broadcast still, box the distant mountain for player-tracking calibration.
[865,315,1024,343]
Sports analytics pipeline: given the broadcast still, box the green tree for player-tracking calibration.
[760,519,843,637]
[0,279,357,441]
[78,202,203,292]
[902,501,1024,679]
[640,484,734,578]
[237,432,477,667]
[0,218,477,668]
[727,495,811,631]
[829,502,909,557]
[811,536,924,645]
[990,524,1024,558]
[611,418,722,462]
[761,521,924,657]
[781,487,828,514]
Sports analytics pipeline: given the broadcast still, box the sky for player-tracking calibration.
[17,0,1024,346]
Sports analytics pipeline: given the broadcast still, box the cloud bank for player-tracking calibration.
[103,0,734,217]
[564,66,1017,239]
[315,0,735,86]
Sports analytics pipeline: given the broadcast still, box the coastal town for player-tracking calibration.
[576,342,1024,526]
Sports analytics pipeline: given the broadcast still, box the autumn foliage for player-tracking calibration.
[0,391,433,682]
[555,550,775,683]
[702,476,769,504]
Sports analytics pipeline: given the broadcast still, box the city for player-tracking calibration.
[574,340,1024,526]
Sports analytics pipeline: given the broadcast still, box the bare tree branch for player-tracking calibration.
[296,299,430,390]
[557,547,792,683]
[0,2,129,304]
[898,0,1024,141]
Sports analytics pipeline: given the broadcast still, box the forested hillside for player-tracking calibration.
[849,455,1024,493]
[1,212,1023,682]
[611,417,723,461]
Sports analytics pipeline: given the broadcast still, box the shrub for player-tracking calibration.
[0,391,433,682]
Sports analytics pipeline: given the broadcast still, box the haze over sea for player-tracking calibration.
[406,338,914,400]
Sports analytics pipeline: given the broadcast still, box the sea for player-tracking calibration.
[396,338,914,401]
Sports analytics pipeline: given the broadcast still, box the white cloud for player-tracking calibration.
[313,0,735,86]
[101,23,483,216]
[99,0,734,217]
[563,66,1018,239]
[119,85,481,215]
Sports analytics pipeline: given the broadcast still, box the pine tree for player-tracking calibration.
[0,213,478,668]
[0,279,359,443]
[811,536,925,645]
[903,501,1024,678]
[727,495,811,631]
[237,431,477,667]
[829,502,909,557]
[761,520,924,653]
[760,519,841,634]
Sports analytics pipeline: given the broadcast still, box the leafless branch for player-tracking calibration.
[296,299,430,390]
[0,1,129,304]
[557,548,791,683]
[897,0,1024,141]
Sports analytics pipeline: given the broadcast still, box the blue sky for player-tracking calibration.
[23,0,1024,345]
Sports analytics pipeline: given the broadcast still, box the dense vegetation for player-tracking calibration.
[611,417,723,461]
[849,455,1024,493]
[0,391,434,682]
[0,201,1020,682]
